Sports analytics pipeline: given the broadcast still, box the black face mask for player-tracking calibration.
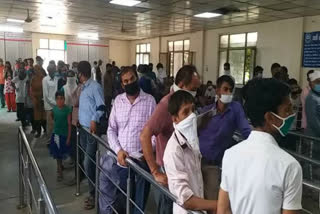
[124,80,140,96]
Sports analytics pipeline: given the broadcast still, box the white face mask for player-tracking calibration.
[158,68,163,73]
[173,113,200,154]
[220,94,233,104]
[67,77,77,85]
[173,84,197,97]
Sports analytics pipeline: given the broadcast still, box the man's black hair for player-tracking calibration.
[93,61,98,65]
[78,61,91,78]
[168,90,195,116]
[207,80,213,85]
[216,75,235,90]
[224,62,230,67]
[175,65,198,86]
[244,78,291,128]
[288,78,298,86]
[271,63,281,71]
[156,63,163,69]
[120,66,138,83]
[253,66,263,76]
[55,90,65,98]
[307,70,314,82]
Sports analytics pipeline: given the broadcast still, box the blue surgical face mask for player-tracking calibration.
[314,84,320,93]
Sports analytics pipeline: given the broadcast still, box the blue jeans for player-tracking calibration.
[79,128,97,197]
[99,154,150,214]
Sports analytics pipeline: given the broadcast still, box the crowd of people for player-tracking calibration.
[0,56,319,214]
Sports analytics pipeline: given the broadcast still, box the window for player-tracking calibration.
[37,39,66,71]
[168,39,192,77]
[219,32,258,85]
[136,43,150,66]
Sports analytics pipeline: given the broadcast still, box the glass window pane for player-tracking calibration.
[230,34,246,48]
[169,42,173,51]
[136,54,140,65]
[49,39,64,50]
[40,39,48,49]
[139,54,143,65]
[136,44,140,53]
[170,52,174,77]
[174,52,183,77]
[245,48,255,83]
[144,54,149,64]
[219,51,227,77]
[184,52,189,65]
[146,44,150,52]
[174,40,183,51]
[220,35,229,48]
[184,40,190,50]
[247,32,258,47]
[140,44,146,52]
[49,50,65,64]
[229,50,245,84]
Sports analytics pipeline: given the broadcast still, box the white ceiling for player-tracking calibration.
[0,0,320,40]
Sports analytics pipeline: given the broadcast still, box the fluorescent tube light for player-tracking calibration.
[7,18,25,23]
[78,32,99,40]
[0,25,23,33]
[110,0,141,7]
[194,12,222,18]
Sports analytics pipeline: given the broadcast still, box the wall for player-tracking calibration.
[109,40,130,67]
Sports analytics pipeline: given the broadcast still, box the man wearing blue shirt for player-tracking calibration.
[78,61,105,210]
[198,75,251,200]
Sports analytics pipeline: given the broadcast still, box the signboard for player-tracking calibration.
[303,31,320,67]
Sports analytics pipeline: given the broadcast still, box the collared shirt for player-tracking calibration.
[79,79,105,128]
[198,101,251,165]
[12,76,27,103]
[108,90,156,155]
[305,90,320,137]
[145,91,174,166]
[42,75,58,111]
[300,86,310,129]
[221,131,303,214]
[163,130,203,214]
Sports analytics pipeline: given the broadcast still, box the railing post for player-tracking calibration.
[75,127,80,196]
[17,129,26,209]
[27,157,33,211]
[126,166,131,214]
[95,150,100,214]
[38,192,45,214]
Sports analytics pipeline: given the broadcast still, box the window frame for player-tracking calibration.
[168,39,191,77]
[218,32,257,85]
[136,43,150,66]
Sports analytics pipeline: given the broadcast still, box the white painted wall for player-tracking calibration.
[109,40,130,67]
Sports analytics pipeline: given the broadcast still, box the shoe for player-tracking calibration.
[1,105,5,108]
[16,119,20,122]
[30,130,36,134]
[7,110,11,112]
[34,133,41,138]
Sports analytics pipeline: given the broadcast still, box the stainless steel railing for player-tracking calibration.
[75,126,205,214]
[17,126,60,214]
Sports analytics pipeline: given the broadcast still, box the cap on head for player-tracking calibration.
[310,70,320,82]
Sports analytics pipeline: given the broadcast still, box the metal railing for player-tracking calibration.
[75,126,205,214]
[17,126,60,214]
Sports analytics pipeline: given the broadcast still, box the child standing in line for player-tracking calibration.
[49,91,72,181]
[4,62,16,112]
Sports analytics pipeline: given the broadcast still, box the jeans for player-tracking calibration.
[79,128,97,197]
[16,103,26,126]
[0,84,5,107]
[99,154,150,214]
[153,185,173,214]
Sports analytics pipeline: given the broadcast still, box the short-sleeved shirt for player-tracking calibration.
[145,91,174,166]
[52,105,72,137]
[221,131,303,214]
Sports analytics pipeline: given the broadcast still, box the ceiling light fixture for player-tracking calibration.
[78,32,99,40]
[7,18,25,23]
[194,12,222,18]
[0,25,23,33]
[110,0,141,7]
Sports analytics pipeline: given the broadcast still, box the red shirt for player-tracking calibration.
[0,66,4,84]
[145,91,174,166]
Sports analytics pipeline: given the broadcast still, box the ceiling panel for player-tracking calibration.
[0,0,319,40]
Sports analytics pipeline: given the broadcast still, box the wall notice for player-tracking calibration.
[303,31,320,67]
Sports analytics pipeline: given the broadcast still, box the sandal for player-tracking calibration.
[84,197,95,210]
[84,196,94,204]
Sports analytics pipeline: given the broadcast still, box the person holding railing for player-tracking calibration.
[164,90,217,214]
[198,75,251,201]
[140,65,201,214]
[78,61,105,210]
[217,78,302,214]
[100,66,156,214]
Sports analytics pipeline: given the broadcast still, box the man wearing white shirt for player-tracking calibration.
[91,61,98,80]
[218,78,302,214]
[42,64,58,139]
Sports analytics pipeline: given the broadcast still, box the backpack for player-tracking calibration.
[96,105,111,137]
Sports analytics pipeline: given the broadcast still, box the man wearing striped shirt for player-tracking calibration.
[101,66,156,214]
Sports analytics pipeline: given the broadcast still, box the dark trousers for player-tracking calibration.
[16,103,26,126]
[35,120,47,135]
[25,108,36,131]
[0,84,5,107]
[79,128,97,197]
